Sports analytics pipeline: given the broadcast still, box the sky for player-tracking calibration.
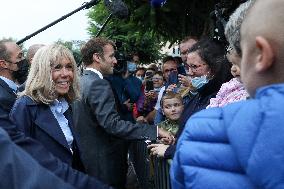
[0,0,93,49]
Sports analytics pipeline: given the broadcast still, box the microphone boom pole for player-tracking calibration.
[16,0,100,45]
[95,0,129,37]
[95,13,113,37]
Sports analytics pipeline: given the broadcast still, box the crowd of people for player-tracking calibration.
[0,0,284,188]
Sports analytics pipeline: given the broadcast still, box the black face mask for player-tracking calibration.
[12,59,30,85]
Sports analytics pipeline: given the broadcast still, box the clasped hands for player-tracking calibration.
[147,128,175,158]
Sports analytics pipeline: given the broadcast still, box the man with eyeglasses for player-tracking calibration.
[179,36,198,75]
[179,37,198,63]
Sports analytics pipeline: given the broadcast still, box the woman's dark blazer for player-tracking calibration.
[10,95,84,171]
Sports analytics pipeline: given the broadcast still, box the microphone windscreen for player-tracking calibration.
[104,0,129,19]
[151,0,167,8]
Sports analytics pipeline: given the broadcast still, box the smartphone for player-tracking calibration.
[168,71,179,85]
[177,65,187,76]
[145,80,154,92]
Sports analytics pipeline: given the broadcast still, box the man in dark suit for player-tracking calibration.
[72,37,172,189]
[0,39,111,189]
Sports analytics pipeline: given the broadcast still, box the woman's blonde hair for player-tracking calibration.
[22,44,80,104]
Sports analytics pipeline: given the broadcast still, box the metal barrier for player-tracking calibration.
[153,158,172,189]
[129,141,172,189]
[129,141,151,189]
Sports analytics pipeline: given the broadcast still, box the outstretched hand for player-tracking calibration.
[147,143,169,157]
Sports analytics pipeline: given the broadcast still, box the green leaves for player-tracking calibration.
[85,0,235,63]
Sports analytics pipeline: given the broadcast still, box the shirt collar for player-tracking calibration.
[85,68,103,79]
[50,98,69,114]
[0,76,18,92]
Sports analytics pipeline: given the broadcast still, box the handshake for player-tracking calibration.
[157,127,175,145]
[146,127,175,158]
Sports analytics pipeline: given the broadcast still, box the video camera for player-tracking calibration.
[113,41,135,74]
[113,51,128,74]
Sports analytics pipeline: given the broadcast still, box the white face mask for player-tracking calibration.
[136,76,144,82]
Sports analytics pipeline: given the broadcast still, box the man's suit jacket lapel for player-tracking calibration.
[0,78,17,112]
[0,78,17,97]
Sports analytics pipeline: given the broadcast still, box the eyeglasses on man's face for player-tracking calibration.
[4,59,18,65]
[164,68,177,73]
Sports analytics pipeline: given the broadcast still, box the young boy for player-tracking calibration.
[147,92,184,158]
[171,0,284,188]
[158,92,184,135]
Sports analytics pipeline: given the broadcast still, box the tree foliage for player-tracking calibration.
[56,39,85,65]
[86,0,244,63]
[87,1,164,64]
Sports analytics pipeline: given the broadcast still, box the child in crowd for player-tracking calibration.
[206,47,249,108]
[158,92,183,135]
[147,91,184,157]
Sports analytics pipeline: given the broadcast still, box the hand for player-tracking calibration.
[145,91,151,97]
[161,136,175,145]
[148,91,157,99]
[178,74,191,87]
[166,84,177,93]
[158,128,174,144]
[147,143,169,157]
[123,99,133,111]
[136,116,147,123]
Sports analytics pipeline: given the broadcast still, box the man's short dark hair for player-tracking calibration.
[81,37,116,66]
[0,39,13,61]
[162,56,176,64]
[136,67,145,72]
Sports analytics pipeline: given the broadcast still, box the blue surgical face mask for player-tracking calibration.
[127,61,137,73]
[191,75,209,89]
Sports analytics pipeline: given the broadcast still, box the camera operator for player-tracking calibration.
[105,52,141,123]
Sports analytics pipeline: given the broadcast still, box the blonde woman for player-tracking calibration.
[10,44,84,171]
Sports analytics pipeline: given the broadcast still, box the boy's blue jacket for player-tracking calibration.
[171,84,284,189]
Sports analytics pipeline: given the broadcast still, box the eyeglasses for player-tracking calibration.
[4,59,17,65]
[185,63,206,71]
[164,68,177,73]
[152,77,163,81]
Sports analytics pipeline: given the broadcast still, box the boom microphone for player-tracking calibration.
[104,0,129,19]
[95,0,128,37]
[16,0,99,45]
[151,0,167,8]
